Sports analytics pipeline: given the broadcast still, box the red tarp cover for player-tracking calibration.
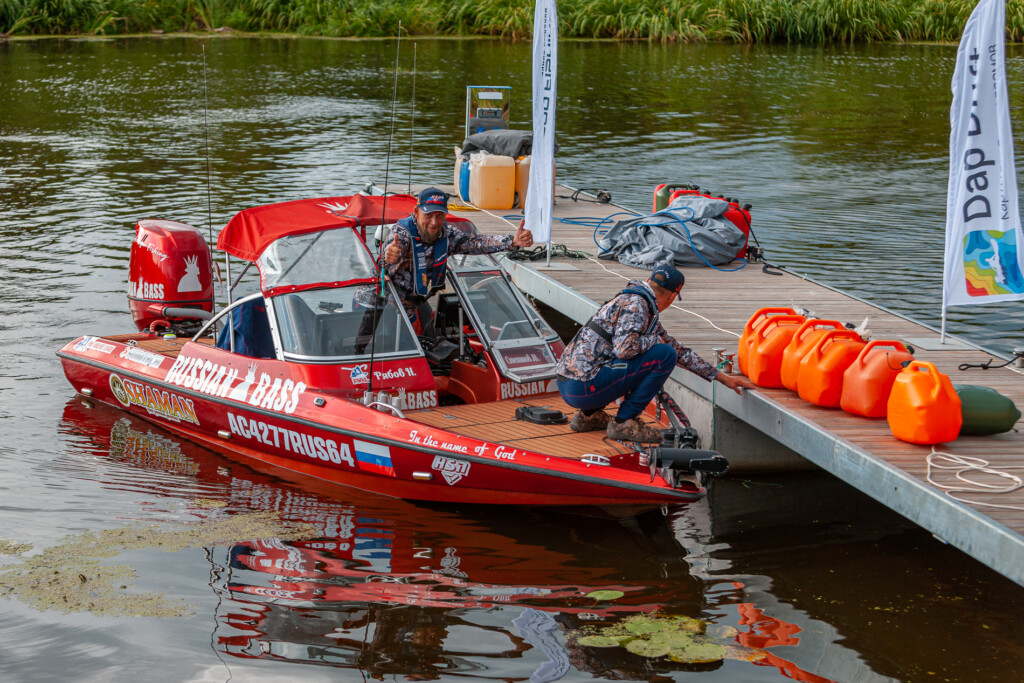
[217,194,420,261]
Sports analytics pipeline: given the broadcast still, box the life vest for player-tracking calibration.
[399,215,448,299]
[581,284,659,346]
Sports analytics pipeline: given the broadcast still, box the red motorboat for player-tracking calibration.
[57,192,726,505]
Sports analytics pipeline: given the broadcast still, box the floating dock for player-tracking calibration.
[381,181,1024,588]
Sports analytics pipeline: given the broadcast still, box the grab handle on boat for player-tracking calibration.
[366,401,406,419]
[581,454,611,466]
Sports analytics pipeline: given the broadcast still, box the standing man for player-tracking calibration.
[356,188,533,341]
[556,264,753,442]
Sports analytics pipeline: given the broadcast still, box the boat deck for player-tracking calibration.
[410,394,639,459]
[380,181,1024,587]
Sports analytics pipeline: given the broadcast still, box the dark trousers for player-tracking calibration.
[556,343,677,420]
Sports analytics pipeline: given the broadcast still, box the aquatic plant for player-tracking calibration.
[0,511,315,617]
[0,0,1021,43]
[569,612,767,664]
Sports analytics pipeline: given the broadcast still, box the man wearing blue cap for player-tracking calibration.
[380,187,533,333]
[556,263,753,443]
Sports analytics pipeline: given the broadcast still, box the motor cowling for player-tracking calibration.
[128,220,214,333]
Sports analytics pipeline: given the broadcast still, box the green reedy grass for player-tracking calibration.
[1,0,1021,43]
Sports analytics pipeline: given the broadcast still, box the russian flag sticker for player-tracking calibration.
[353,439,395,477]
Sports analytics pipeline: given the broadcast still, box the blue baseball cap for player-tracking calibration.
[650,263,685,299]
[417,187,449,214]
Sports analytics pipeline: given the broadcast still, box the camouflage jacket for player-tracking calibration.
[555,280,719,383]
[355,218,514,316]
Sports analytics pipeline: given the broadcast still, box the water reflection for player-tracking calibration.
[59,398,857,681]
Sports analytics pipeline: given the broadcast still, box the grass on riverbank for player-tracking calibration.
[1,0,1022,43]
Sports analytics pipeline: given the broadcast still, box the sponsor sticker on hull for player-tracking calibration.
[431,456,470,485]
[110,374,199,425]
[165,356,305,414]
[499,379,558,400]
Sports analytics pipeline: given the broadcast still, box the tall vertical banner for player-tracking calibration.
[525,0,557,247]
[944,0,1024,329]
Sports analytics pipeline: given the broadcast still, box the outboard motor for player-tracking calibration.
[128,220,214,335]
[648,447,729,489]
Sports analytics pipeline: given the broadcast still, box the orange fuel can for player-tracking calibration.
[738,307,799,376]
[746,315,808,388]
[887,361,962,444]
[780,319,846,392]
[840,340,915,418]
[796,330,866,407]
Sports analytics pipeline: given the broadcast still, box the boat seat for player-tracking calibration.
[216,298,275,359]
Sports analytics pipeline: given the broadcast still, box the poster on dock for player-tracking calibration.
[943,0,1024,311]
[525,0,557,245]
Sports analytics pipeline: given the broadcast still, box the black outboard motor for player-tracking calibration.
[648,447,729,488]
[650,390,729,488]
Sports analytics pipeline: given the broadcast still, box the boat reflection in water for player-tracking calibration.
[63,398,852,682]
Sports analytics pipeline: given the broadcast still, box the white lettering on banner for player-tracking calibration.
[226,412,355,467]
[431,456,470,485]
[119,346,164,368]
[499,379,558,400]
[109,374,199,424]
[129,279,165,300]
[165,356,305,413]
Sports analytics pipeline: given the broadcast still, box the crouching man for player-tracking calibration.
[555,264,753,443]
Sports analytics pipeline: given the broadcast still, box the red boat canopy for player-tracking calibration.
[217,194,418,262]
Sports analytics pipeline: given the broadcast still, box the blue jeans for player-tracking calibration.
[557,344,677,420]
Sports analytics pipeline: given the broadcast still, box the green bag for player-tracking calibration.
[953,384,1021,436]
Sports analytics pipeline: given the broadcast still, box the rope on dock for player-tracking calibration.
[927,448,1024,511]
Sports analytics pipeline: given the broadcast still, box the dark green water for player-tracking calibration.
[1,37,1023,682]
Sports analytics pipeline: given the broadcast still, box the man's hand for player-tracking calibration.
[512,219,534,248]
[384,233,403,264]
[715,371,755,395]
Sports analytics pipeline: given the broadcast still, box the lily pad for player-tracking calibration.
[626,638,671,658]
[585,590,624,601]
[625,617,671,635]
[648,631,698,648]
[668,640,727,663]
[577,635,628,648]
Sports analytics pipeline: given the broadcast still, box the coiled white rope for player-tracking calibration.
[926,447,1024,511]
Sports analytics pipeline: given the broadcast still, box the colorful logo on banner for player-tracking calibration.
[353,439,395,477]
[963,229,1024,296]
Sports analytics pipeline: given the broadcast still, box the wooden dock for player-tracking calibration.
[383,182,1024,587]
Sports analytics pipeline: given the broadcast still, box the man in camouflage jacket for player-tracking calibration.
[556,263,752,443]
[355,187,532,342]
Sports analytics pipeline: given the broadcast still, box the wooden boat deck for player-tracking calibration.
[409,394,646,459]
[376,181,1024,586]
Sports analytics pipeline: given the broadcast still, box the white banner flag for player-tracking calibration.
[943,0,1024,314]
[524,0,557,245]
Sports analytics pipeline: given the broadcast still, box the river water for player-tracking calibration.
[1,36,1023,681]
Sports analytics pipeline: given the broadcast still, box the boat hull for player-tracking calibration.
[58,336,703,506]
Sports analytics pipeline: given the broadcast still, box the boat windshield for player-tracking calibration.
[447,254,560,382]
[257,228,376,291]
[270,285,419,361]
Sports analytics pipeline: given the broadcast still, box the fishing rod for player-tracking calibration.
[201,45,234,352]
[408,42,416,194]
[367,21,403,399]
